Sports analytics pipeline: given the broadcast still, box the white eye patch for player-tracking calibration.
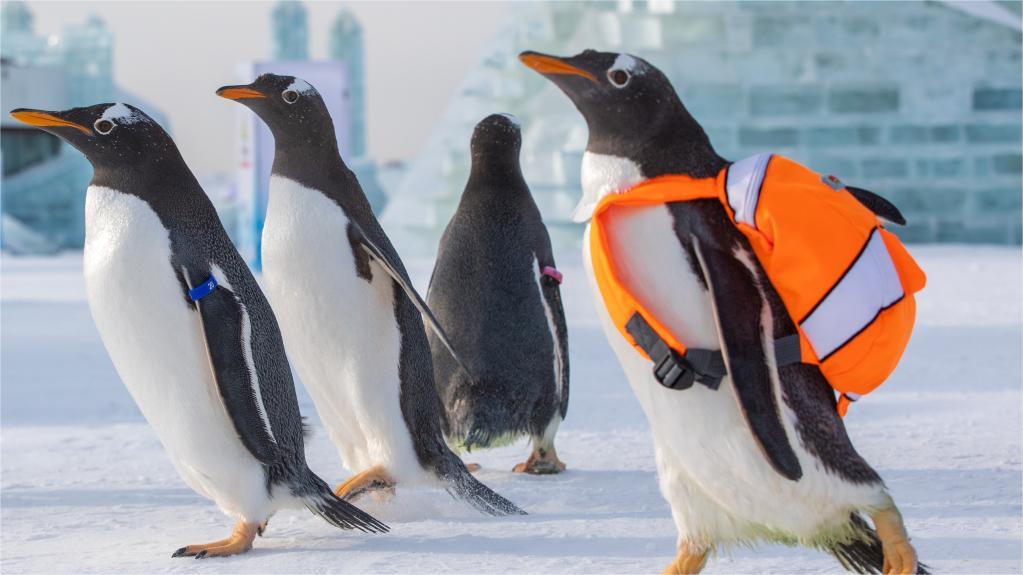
[100,103,142,125]
[612,53,640,73]
[285,78,316,95]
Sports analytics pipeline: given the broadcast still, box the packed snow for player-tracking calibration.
[1,245,1020,574]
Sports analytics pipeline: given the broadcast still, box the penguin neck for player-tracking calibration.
[89,152,215,229]
[91,149,198,200]
[271,127,343,172]
[269,133,376,222]
[464,152,529,204]
[575,117,727,222]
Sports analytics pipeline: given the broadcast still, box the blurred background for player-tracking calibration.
[2,4,1021,571]
[1,0,1020,263]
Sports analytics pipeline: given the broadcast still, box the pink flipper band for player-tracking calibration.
[541,266,563,284]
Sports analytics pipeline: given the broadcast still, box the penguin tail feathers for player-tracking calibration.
[298,476,389,534]
[828,513,928,574]
[462,426,491,452]
[437,458,527,517]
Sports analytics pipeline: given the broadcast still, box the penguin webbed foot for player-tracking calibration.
[512,446,566,475]
[872,506,920,575]
[334,465,396,503]
[171,521,257,559]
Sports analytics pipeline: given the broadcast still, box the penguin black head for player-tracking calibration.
[217,73,336,151]
[470,113,521,164]
[9,103,175,170]
[519,49,724,179]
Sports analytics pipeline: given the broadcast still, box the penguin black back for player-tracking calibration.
[428,114,570,473]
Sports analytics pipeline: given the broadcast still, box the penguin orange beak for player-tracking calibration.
[519,52,598,84]
[9,109,92,135]
[216,86,266,100]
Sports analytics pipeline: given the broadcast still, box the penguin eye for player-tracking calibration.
[94,119,115,135]
[282,89,300,104]
[608,69,630,88]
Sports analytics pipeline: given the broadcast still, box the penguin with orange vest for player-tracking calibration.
[521,49,926,574]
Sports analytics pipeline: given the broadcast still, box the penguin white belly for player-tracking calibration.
[262,176,422,482]
[82,186,271,522]
[582,206,886,546]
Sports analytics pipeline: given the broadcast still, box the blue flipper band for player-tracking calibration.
[189,275,218,301]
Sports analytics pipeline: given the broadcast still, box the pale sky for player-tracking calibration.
[26,1,508,175]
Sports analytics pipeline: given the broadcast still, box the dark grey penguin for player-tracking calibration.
[217,75,524,516]
[427,113,569,474]
[520,50,924,575]
[9,104,387,558]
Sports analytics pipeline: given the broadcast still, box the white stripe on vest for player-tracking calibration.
[726,153,772,227]
[800,229,905,361]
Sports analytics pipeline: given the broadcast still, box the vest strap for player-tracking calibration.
[625,313,804,392]
[773,333,802,367]
[625,313,725,391]
[725,153,772,228]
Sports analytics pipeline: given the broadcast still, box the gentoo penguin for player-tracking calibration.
[217,75,524,516]
[521,50,924,574]
[427,113,569,474]
[9,104,387,557]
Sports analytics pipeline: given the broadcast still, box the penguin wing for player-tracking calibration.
[537,255,570,418]
[846,186,906,225]
[180,266,280,466]
[346,222,472,377]
[691,239,803,481]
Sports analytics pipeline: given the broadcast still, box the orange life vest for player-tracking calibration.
[589,154,926,416]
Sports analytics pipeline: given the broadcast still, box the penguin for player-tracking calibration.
[8,104,388,557]
[520,50,924,574]
[216,75,525,516]
[426,113,569,474]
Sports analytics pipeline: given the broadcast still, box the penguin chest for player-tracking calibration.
[82,186,267,517]
[261,177,418,477]
[583,205,878,541]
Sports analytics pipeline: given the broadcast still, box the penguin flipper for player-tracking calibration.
[537,256,570,418]
[347,222,472,377]
[436,456,527,516]
[846,186,907,226]
[180,266,280,466]
[691,240,803,481]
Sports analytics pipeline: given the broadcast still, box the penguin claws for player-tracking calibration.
[256,521,267,537]
[173,521,257,559]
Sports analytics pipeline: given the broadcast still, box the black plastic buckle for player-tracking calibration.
[652,345,695,391]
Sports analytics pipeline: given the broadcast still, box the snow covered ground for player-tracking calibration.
[2,246,1020,574]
